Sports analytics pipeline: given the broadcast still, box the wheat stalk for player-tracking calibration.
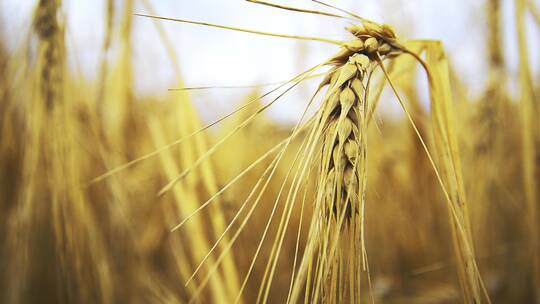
[516,0,540,301]
[6,0,117,302]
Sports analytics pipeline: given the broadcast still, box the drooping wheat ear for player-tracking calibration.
[318,22,399,225]
[317,53,369,303]
[320,54,366,225]
[291,24,400,303]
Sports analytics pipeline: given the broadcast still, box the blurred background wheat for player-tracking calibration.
[1,0,539,303]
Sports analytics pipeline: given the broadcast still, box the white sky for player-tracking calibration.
[1,0,539,123]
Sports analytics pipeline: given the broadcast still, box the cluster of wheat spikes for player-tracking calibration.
[2,0,540,303]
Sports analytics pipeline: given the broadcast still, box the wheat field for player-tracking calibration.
[0,0,539,303]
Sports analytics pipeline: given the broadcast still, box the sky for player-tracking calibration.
[1,0,539,123]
